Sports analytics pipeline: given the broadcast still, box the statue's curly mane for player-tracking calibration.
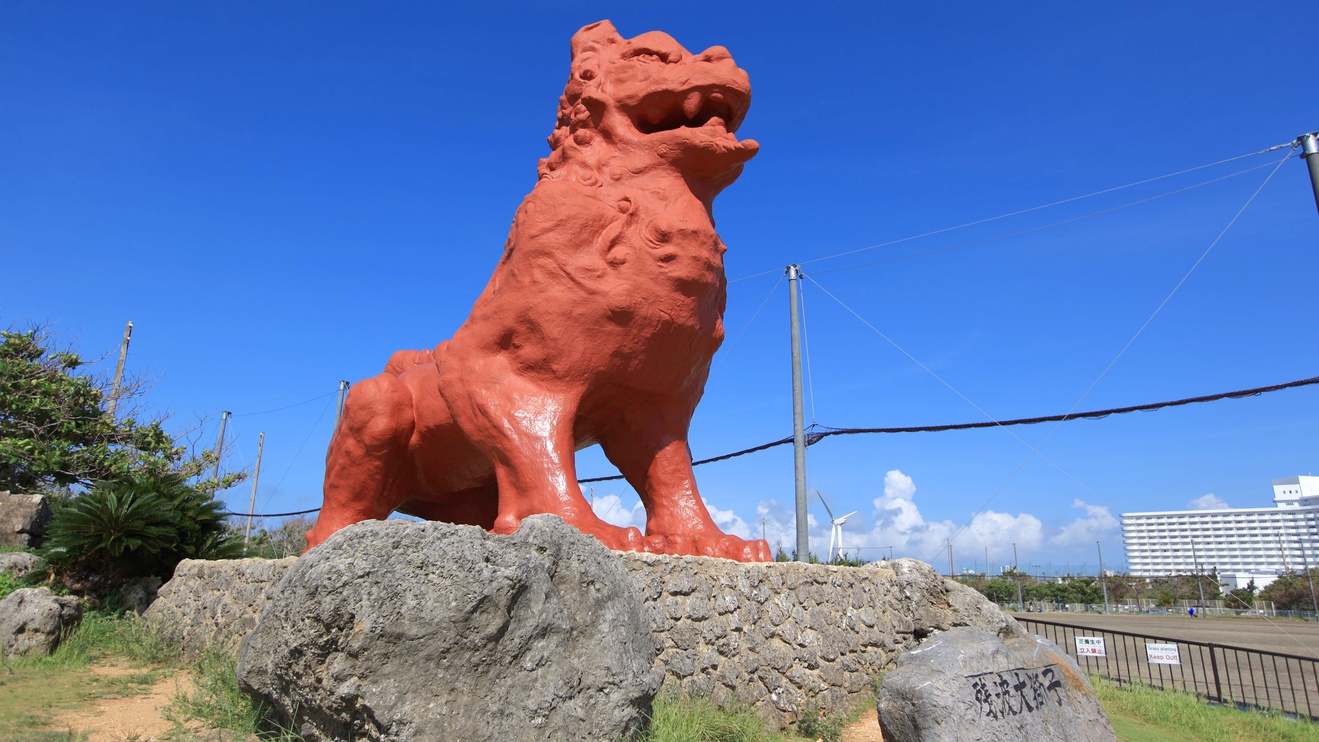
[537,22,618,186]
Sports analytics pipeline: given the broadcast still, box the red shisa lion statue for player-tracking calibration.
[306,20,771,562]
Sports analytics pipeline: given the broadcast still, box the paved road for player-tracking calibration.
[1010,612,1319,658]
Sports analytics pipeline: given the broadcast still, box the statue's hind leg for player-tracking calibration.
[305,373,417,550]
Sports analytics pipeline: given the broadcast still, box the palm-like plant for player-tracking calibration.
[41,472,242,593]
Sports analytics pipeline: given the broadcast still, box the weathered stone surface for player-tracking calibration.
[0,492,51,548]
[155,547,1018,730]
[119,575,162,615]
[145,556,297,652]
[621,555,1019,726]
[237,516,662,742]
[877,626,1115,742]
[0,551,42,577]
[0,587,81,659]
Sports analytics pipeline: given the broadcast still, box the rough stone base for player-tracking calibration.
[877,626,1115,741]
[620,554,1018,726]
[237,518,661,742]
[1,587,82,659]
[149,534,1018,728]
[0,492,51,548]
[145,556,297,652]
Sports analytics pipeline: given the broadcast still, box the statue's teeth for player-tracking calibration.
[682,91,704,120]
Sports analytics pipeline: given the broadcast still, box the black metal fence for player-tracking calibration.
[1016,616,1319,719]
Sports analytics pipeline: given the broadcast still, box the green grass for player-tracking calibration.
[0,611,179,738]
[0,616,170,738]
[1093,676,1319,742]
[641,693,792,742]
[640,691,864,742]
[0,572,20,601]
[0,610,292,740]
[163,645,270,737]
[24,612,1319,742]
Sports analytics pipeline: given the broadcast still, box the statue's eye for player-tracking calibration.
[626,49,669,63]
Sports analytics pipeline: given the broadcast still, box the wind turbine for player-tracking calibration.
[817,491,858,563]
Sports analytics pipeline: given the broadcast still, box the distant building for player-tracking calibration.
[1121,476,1319,590]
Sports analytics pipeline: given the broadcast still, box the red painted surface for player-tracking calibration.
[307,20,769,561]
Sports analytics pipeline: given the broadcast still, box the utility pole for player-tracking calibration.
[985,545,990,577]
[786,264,809,562]
[1298,131,1319,215]
[1280,533,1291,573]
[335,380,350,425]
[243,432,265,553]
[212,411,231,483]
[1097,541,1110,614]
[762,515,767,543]
[1014,542,1024,610]
[1191,538,1206,609]
[947,541,954,578]
[106,321,133,418]
[1299,525,1319,616]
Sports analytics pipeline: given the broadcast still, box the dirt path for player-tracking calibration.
[51,663,193,742]
[840,710,884,742]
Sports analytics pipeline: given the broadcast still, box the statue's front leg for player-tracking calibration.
[439,357,644,552]
[598,402,771,562]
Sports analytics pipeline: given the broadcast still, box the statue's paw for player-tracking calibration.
[584,523,645,553]
[711,535,772,562]
[641,533,772,562]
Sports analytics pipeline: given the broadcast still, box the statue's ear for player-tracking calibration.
[571,20,622,59]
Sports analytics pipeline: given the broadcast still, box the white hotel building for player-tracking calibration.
[1122,476,1319,589]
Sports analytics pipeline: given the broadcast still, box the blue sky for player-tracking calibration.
[3,3,1316,572]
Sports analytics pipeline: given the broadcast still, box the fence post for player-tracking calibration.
[1208,643,1224,703]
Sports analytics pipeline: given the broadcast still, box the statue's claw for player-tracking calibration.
[638,533,772,562]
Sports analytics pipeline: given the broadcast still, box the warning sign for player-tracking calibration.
[1145,642,1181,665]
[1075,636,1106,657]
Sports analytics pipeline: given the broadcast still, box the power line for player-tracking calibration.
[223,507,319,517]
[924,149,1295,561]
[578,374,1319,484]
[810,158,1284,276]
[227,372,1319,514]
[231,390,336,417]
[806,273,1106,509]
[727,140,1294,282]
[711,274,784,374]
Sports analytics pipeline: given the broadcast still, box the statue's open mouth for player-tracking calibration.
[627,86,748,136]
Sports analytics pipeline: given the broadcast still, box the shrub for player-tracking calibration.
[40,472,241,595]
[0,569,19,600]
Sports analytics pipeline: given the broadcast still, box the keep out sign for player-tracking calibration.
[1075,636,1106,657]
[1145,642,1181,665]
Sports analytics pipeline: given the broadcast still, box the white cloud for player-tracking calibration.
[1049,499,1119,548]
[704,498,752,539]
[671,470,1123,570]
[1188,493,1229,510]
[862,470,1044,561]
[590,493,646,530]
[964,510,1045,558]
[589,493,756,541]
